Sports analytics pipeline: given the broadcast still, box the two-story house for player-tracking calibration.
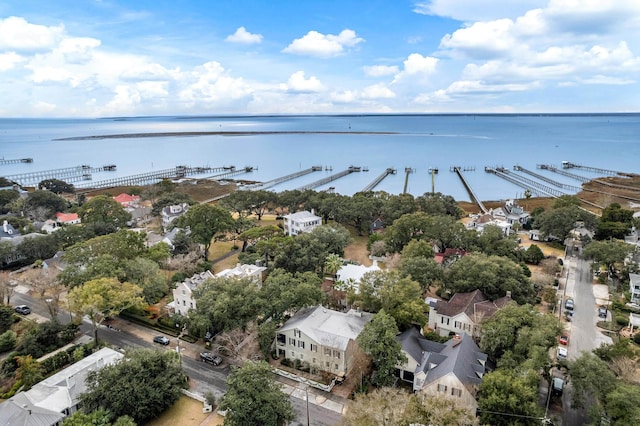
[162,203,190,230]
[113,193,140,208]
[396,329,486,412]
[630,273,640,304]
[215,263,267,287]
[171,270,214,317]
[428,289,513,337]
[283,210,322,236]
[276,306,372,377]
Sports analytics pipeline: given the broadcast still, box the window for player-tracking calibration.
[333,350,341,359]
[326,361,330,367]
[294,329,301,338]
[291,351,295,357]
[335,364,339,370]
[454,321,461,329]
[312,358,316,363]
[324,348,332,356]
[182,300,186,306]
[298,341,305,349]
[190,302,193,308]
[437,384,447,393]
[289,338,296,346]
[310,344,317,352]
[182,290,185,295]
[451,388,462,397]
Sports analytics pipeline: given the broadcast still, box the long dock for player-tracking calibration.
[538,164,591,183]
[562,161,636,178]
[453,166,488,213]
[513,165,581,191]
[76,165,213,191]
[296,166,361,191]
[243,166,323,191]
[361,168,396,192]
[0,157,33,165]
[3,165,116,186]
[403,168,415,194]
[202,166,254,181]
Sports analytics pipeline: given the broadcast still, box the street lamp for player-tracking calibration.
[45,297,55,319]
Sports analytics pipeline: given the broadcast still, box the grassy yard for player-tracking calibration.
[146,396,223,426]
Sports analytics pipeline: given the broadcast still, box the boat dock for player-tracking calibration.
[76,165,213,191]
[537,164,591,183]
[0,157,33,165]
[202,166,254,181]
[452,166,488,213]
[361,167,396,192]
[402,168,415,194]
[561,161,636,178]
[3,164,117,186]
[513,165,581,191]
[296,166,362,191]
[487,167,566,197]
[243,166,323,191]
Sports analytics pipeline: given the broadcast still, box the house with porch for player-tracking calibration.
[283,210,321,236]
[162,203,190,230]
[396,329,486,412]
[630,273,640,304]
[171,270,215,317]
[275,306,372,377]
[427,289,513,337]
[215,263,267,287]
[0,347,123,426]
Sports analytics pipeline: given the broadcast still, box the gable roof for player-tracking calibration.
[215,263,266,280]
[435,289,513,320]
[284,210,321,222]
[397,327,446,365]
[113,193,140,204]
[179,270,215,292]
[54,212,79,223]
[279,306,372,351]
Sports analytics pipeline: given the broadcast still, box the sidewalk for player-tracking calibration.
[275,374,347,415]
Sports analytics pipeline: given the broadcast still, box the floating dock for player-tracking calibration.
[76,165,213,191]
[0,157,33,165]
[452,166,487,213]
[296,166,361,191]
[561,161,636,178]
[361,167,396,192]
[3,164,116,186]
[243,166,323,191]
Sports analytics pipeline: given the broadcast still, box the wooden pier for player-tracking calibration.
[296,166,361,191]
[202,166,254,181]
[243,166,322,191]
[561,161,636,178]
[514,165,581,191]
[3,164,117,186]
[403,168,415,194]
[453,166,488,213]
[537,164,591,183]
[0,157,33,165]
[76,165,213,191]
[361,167,396,192]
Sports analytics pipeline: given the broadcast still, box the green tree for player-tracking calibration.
[477,368,542,426]
[604,382,640,425]
[535,205,597,241]
[357,310,407,387]
[583,239,634,279]
[24,190,68,220]
[0,189,19,214]
[67,277,144,346]
[15,354,44,390]
[477,224,520,259]
[174,203,234,260]
[416,192,464,218]
[78,195,132,235]
[0,303,15,333]
[61,408,136,426]
[259,269,323,322]
[401,239,435,259]
[150,192,194,216]
[220,360,294,426]
[569,352,617,408]
[384,212,431,253]
[238,225,281,252]
[122,257,169,304]
[523,244,545,265]
[378,271,427,330]
[81,348,186,424]
[324,253,343,278]
[39,178,75,194]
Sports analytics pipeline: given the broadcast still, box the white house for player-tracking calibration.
[162,203,190,230]
[171,270,214,317]
[0,347,123,426]
[428,289,513,337]
[275,306,372,376]
[630,273,640,304]
[215,263,267,287]
[334,260,381,294]
[396,329,486,412]
[283,210,322,236]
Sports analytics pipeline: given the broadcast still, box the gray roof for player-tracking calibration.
[279,306,372,351]
[397,327,445,365]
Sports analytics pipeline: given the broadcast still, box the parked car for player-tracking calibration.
[558,334,569,345]
[14,305,31,315]
[200,352,222,365]
[552,377,565,396]
[556,346,568,361]
[153,335,170,345]
[565,299,574,310]
[598,306,608,318]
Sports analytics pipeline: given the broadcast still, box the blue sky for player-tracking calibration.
[0,0,639,117]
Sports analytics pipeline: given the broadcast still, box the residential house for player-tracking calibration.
[630,273,640,305]
[275,306,373,377]
[492,199,530,225]
[434,248,466,266]
[55,212,81,226]
[113,193,140,207]
[171,270,214,317]
[0,347,123,426]
[370,217,384,233]
[428,289,513,337]
[283,210,321,236]
[215,263,267,287]
[162,203,190,230]
[0,220,20,239]
[396,329,486,412]
[43,251,66,272]
[334,260,381,294]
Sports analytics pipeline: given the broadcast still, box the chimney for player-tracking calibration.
[505,291,512,299]
[66,374,76,388]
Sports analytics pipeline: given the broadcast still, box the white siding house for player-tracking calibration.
[283,210,322,236]
[171,270,214,317]
[215,263,267,287]
[630,273,640,304]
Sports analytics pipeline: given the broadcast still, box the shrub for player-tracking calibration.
[633,334,640,345]
[616,315,628,326]
[0,330,17,353]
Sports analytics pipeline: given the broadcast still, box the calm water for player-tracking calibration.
[0,114,638,202]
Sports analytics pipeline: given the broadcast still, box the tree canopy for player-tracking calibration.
[78,195,132,235]
[174,203,234,260]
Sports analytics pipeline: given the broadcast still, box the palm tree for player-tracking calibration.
[324,254,343,279]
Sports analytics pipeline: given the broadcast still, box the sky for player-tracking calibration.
[0,0,639,117]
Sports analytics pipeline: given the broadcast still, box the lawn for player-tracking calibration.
[146,396,223,426]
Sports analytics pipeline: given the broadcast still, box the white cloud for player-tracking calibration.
[0,52,24,71]
[120,63,176,81]
[439,19,516,59]
[282,29,364,58]
[413,0,547,21]
[403,53,439,74]
[361,83,395,99]
[178,61,253,106]
[579,75,635,85]
[225,27,263,44]
[330,90,357,103]
[281,70,325,93]
[0,16,64,51]
[363,65,399,77]
[57,37,100,64]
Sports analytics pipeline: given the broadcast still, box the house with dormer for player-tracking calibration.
[428,289,513,337]
[162,203,190,230]
[171,270,214,317]
[396,329,486,412]
[275,306,372,377]
[283,210,321,236]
